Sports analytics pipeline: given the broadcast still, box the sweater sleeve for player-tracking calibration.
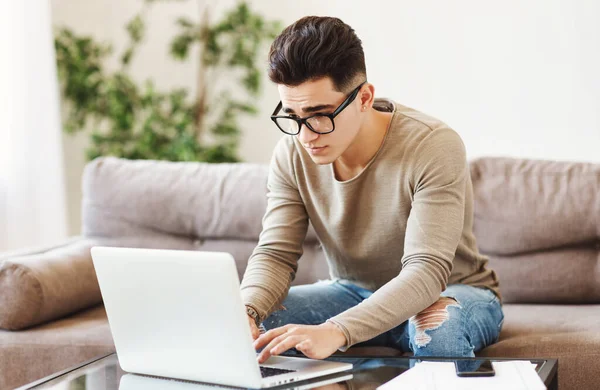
[240,138,309,322]
[327,127,468,348]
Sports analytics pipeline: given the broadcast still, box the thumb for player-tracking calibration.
[248,319,260,340]
[251,325,260,340]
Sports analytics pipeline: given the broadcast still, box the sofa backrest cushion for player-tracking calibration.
[83,157,320,243]
[470,157,600,303]
[82,157,328,284]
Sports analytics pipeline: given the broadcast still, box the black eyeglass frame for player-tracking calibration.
[270,81,367,135]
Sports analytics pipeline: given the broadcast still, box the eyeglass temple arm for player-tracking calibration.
[272,101,283,116]
[332,81,367,117]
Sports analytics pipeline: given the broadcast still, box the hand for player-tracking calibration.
[247,314,260,341]
[254,322,347,364]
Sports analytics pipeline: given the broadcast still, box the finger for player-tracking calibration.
[257,332,294,363]
[295,340,312,356]
[254,325,293,350]
[269,335,307,356]
[251,325,260,340]
[247,318,260,340]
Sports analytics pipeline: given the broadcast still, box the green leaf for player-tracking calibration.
[203,30,222,66]
[202,144,239,163]
[229,101,258,114]
[212,123,239,136]
[242,69,260,95]
[121,47,134,65]
[176,17,196,29]
[126,14,145,43]
[170,33,194,60]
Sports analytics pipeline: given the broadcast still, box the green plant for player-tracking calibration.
[54,1,281,162]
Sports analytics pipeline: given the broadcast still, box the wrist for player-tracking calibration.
[321,321,348,349]
[245,304,261,326]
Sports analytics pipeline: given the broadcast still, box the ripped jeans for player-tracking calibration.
[262,281,504,357]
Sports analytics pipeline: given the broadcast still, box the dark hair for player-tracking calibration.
[268,16,366,93]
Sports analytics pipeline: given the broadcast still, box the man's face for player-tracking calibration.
[277,77,364,165]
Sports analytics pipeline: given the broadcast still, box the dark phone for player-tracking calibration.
[454,359,496,377]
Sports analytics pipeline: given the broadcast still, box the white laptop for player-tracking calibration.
[91,246,352,389]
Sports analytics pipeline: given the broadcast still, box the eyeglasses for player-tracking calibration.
[270,81,367,135]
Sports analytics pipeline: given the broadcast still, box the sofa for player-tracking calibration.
[1,156,598,389]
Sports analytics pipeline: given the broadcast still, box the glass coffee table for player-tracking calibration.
[17,353,558,390]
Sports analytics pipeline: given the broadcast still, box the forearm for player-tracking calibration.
[242,138,308,321]
[240,251,298,322]
[327,261,448,349]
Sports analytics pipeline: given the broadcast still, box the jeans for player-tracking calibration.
[262,281,504,358]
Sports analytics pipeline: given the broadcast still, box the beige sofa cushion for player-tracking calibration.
[480,304,600,390]
[0,305,114,389]
[0,239,102,330]
[81,157,321,243]
[470,158,599,255]
[488,247,600,303]
[470,157,600,303]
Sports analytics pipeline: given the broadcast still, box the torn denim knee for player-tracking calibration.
[409,296,461,347]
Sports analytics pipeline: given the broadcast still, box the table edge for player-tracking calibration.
[15,353,116,390]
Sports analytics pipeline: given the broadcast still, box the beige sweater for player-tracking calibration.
[240,99,499,348]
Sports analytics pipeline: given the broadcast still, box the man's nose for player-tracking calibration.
[297,124,319,144]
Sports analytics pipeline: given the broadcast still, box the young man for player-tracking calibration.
[240,16,503,364]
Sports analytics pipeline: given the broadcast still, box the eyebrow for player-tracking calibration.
[282,104,336,114]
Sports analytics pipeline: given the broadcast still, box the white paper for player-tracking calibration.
[377,361,546,390]
[377,362,434,390]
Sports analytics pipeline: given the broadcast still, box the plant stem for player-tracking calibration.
[194,0,209,140]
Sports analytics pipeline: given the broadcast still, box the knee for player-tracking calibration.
[408,297,473,357]
[262,288,325,330]
[262,303,289,330]
[263,297,301,330]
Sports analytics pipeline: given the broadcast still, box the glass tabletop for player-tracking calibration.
[19,353,557,390]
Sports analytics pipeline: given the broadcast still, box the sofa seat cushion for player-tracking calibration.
[0,305,114,389]
[480,304,600,390]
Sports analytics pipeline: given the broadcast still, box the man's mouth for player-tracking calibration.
[306,145,327,155]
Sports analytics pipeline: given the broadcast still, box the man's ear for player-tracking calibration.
[360,83,375,109]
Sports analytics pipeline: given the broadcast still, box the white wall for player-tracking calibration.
[51,0,600,235]
[354,0,600,162]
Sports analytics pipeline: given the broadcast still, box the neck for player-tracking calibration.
[334,109,392,178]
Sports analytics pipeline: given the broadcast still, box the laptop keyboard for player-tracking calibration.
[260,366,296,378]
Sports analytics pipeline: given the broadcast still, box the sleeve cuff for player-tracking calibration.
[326,319,352,351]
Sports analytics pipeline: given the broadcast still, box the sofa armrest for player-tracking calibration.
[0,237,103,330]
[0,237,83,259]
